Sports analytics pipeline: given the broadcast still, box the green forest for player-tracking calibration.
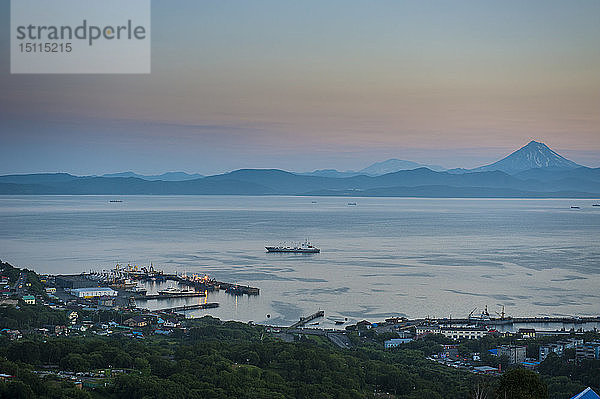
[0,315,598,399]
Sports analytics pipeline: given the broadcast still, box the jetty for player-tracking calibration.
[132,292,207,300]
[290,310,325,328]
[157,303,219,312]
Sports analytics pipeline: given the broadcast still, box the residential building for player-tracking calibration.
[22,295,36,305]
[498,345,527,364]
[539,344,564,362]
[576,342,600,360]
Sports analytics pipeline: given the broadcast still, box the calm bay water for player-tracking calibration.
[1,195,599,328]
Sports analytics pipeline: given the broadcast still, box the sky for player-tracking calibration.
[1,0,599,175]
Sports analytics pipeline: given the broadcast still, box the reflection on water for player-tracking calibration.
[1,195,599,328]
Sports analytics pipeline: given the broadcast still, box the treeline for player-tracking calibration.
[1,316,574,399]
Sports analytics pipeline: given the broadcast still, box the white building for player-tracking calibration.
[70,287,117,298]
[415,325,488,340]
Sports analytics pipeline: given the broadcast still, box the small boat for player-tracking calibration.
[310,322,319,326]
[335,320,344,325]
[347,202,357,206]
[592,204,600,207]
[571,206,580,209]
[109,200,123,203]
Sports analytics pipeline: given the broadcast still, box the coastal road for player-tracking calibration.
[327,333,352,349]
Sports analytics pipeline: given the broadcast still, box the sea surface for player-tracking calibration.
[1,195,599,329]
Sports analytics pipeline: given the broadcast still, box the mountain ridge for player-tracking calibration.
[1,141,597,198]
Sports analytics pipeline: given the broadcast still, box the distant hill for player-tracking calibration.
[469,141,581,174]
[358,159,446,175]
[301,159,445,177]
[1,141,597,198]
[1,166,599,197]
[102,171,203,181]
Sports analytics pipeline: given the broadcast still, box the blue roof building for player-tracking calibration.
[571,388,600,399]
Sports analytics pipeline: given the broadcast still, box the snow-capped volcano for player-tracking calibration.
[471,141,581,174]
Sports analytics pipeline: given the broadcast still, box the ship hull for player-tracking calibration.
[265,247,320,253]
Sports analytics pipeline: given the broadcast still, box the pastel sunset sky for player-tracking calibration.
[1,0,599,174]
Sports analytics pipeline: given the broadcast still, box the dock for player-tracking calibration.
[157,302,219,312]
[290,310,325,328]
[132,292,207,300]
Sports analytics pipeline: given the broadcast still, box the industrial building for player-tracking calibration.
[70,287,117,298]
[55,275,97,289]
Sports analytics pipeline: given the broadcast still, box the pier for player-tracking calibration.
[290,310,325,328]
[132,292,207,300]
[157,303,219,312]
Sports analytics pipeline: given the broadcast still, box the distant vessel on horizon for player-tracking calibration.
[266,240,320,253]
[109,200,123,203]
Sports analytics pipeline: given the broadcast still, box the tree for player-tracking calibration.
[496,369,548,399]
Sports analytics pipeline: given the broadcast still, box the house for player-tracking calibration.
[384,338,413,348]
[123,316,149,328]
[0,374,14,381]
[162,319,181,328]
[571,387,600,399]
[22,295,36,305]
[45,287,57,294]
